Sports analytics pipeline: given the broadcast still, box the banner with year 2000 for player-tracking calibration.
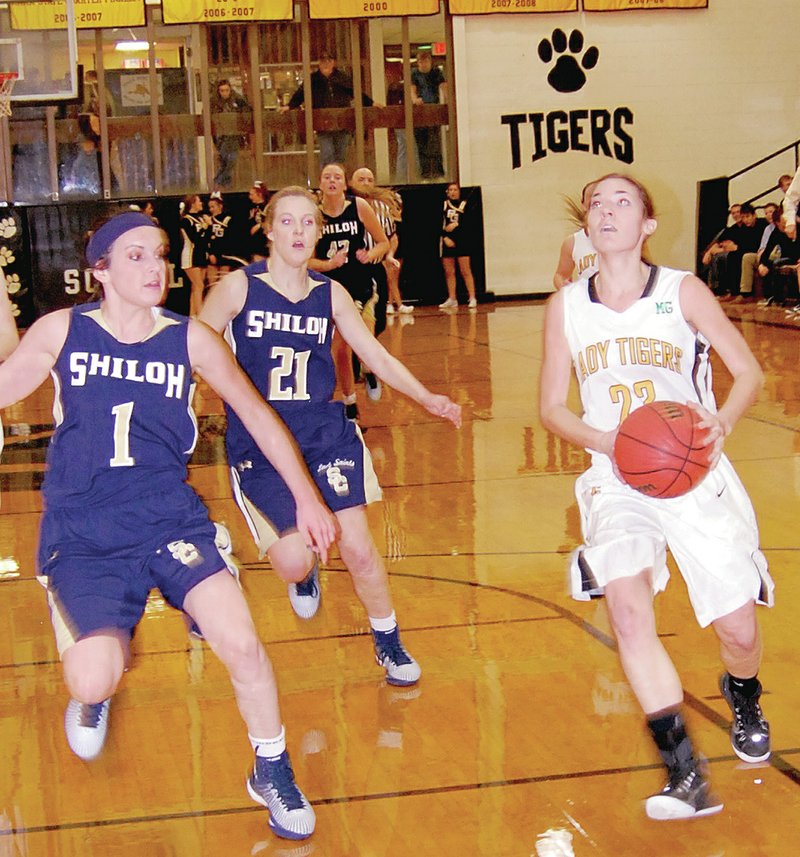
[448,0,576,14]
[309,0,439,19]
[10,0,144,31]
[161,0,292,24]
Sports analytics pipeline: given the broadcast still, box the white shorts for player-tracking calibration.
[569,455,773,628]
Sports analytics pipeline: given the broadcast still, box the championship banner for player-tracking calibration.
[448,0,576,14]
[583,0,706,9]
[162,0,292,24]
[10,0,144,31]
[309,0,439,19]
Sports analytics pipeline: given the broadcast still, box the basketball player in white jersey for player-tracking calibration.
[540,174,772,820]
[553,183,599,289]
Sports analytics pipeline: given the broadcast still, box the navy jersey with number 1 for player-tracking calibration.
[43,302,198,510]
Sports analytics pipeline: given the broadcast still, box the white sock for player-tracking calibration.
[344,393,357,405]
[369,612,397,633]
[250,725,286,759]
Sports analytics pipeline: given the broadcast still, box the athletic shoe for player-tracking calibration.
[467,298,478,309]
[345,401,359,422]
[247,751,316,840]
[386,303,395,314]
[438,298,458,309]
[535,828,575,857]
[398,304,414,314]
[288,563,320,619]
[757,297,774,307]
[719,674,771,762]
[645,767,723,820]
[64,698,111,761]
[365,372,382,402]
[730,295,745,304]
[372,626,421,686]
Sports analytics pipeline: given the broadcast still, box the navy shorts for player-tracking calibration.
[38,484,228,651]
[230,412,382,553]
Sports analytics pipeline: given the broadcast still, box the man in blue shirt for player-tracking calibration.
[411,50,446,179]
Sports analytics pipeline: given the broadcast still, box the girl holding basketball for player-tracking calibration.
[540,174,772,821]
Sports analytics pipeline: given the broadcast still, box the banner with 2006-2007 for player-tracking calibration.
[10,0,144,31]
[309,0,439,19]
[448,0,576,14]
[161,0,291,24]
[583,0,707,9]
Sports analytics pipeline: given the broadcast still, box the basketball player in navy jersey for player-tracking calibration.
[199,187,461,686]
[311,163,389,421]
[0,212,338,841]
[540,175,772,820]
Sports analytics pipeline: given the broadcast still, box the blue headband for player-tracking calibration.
[86,212,158,266]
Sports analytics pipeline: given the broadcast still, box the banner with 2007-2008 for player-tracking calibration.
[309,0,439,19]
[161,0,292,24]
[448,0,576,14]
[583,0,707,9]
[9,0,144,31]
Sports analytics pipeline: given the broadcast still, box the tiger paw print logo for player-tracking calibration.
[538,28,599,94]
[0,247,15,267]
[3,273,22,295]
[0,217,17,239]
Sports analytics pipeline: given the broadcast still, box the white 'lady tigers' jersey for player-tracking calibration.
[561,265,716,463]
[571,229,598,280]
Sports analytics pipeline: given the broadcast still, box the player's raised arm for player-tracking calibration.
[0,309,69,408]
[188,320,339,561]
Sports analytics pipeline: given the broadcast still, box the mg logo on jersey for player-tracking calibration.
[655,301,673,314]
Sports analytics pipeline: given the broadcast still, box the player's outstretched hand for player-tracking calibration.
[687,402,725,469]
[296,499,340,564]
[424,393,462,427]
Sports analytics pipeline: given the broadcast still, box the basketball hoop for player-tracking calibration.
[0,73,18,118]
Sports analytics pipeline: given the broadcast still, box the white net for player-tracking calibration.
[0,73,17,116]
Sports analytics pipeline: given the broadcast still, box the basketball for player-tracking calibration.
[613,401,712,499]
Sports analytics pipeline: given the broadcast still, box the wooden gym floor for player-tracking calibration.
[0,300,798,856]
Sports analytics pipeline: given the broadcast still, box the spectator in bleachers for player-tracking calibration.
[739,202,778,301]
[701,203,739,293]
[411,51,446,180]
[285,51,374,170]
[210,79,250,189]
[781,166,800,240]
[757,207,800,309]
[705,203,764,301]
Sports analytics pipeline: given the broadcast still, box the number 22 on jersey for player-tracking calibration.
[610,380,655,423]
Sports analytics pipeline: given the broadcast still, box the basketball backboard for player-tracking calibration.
[0,0,78,102]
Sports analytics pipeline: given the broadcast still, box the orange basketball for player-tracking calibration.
[613,401,712,499]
